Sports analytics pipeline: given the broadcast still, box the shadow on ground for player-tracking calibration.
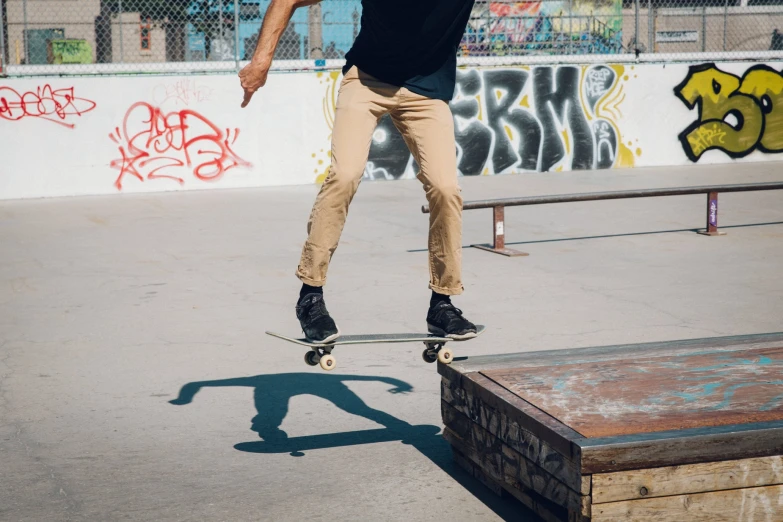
[170,372,538,521]
[406,221,783,252]
[504,221,783,246]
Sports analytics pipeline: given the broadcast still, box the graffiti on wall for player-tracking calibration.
[0,84,96,129]
[152,79,215,107]
[675,63,783,161]
[462,1,623,56]
[315,65,638,181]
[109,102,251,190]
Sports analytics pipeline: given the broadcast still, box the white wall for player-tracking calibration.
[0,73,323,199]
[1,60,782,200]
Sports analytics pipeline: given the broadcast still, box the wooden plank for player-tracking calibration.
[502,443,588,513]
[438,333,783,377]
[591,483,783,522]
[482,346,783,438]
[442,402,588,512]
[578,497,591,522]
[497,479,571,522]
[592,455,783,504]
[579,421,783,474]
[444,427,577,522]
[451,447,504,497]
[442,376,586,492]
[502,478,591,522]
[442,418,504,484]
[443,373,584,456]
[582,475,591,497]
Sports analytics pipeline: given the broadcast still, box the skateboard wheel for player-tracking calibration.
[437,348,453,364]
[319,354,336,371]
[422,349,437,363]
[304,351,319,366]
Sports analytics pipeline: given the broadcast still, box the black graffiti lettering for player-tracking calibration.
[453,69,492,175]
[453,98,492,175]
[506,109,542,171]
[482,70,529,173]
[480,70,541,173]
[583,66,617,116]
[594,120,617,169]
[534,66,594,171]
[358,66,621,179]
[456,68,483,97]
[365,114,411,179]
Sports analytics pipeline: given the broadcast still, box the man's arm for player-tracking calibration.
[341,375,414,394]
[238,0,322,108]
[168,377,258,405]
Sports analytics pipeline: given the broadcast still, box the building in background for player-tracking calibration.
[622,0,783,54]
[110,11,166,63]
[2,0,783,69]
[3,0,167,65]
[5,0,100,64]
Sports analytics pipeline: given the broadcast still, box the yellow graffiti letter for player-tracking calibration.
[675,65,763,160]
[738,66,783,152]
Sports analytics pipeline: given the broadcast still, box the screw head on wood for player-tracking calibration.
[640,486,649,496]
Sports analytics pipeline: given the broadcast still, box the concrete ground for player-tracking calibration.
[2,161,783,522]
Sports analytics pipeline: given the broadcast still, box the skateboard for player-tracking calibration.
[234,425,441,456]
[265,325,485,371]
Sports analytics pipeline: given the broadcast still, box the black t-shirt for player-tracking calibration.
[342,0,476,101]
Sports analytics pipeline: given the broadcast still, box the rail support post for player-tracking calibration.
[471,206,529,257]
[697,191,727,236]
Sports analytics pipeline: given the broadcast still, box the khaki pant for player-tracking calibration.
[296,66,464,295]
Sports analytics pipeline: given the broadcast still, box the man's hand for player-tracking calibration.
[237,0,317,107]
[239,61,270,108]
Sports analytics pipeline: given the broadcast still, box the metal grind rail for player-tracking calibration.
[420,182,783,256]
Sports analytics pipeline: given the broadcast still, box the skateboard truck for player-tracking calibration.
[303,345,336,371]
[421,341,452,364]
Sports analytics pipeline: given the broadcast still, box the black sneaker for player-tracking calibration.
[427,301,477,340]
[296,293,340,343]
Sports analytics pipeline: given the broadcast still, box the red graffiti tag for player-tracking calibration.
[109,102,252,190]
[0,85,97,128]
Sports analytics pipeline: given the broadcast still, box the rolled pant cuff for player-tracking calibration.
[296,271,325,287]
[429,283,464,296]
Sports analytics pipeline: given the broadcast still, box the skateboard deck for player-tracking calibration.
[265,325,485,371]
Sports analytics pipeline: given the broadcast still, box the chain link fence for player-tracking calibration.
[1,0,783,76]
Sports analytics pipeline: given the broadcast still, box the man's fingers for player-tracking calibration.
[241,89,254,108]
[238,62,268,108]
